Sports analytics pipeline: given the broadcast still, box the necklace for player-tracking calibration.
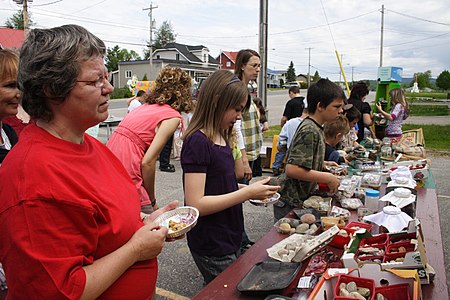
[36,120,84,144]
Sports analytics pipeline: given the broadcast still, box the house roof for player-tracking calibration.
[267,68,286,75]
[0,28,24,49]
[221,51,239,63]
[155,42,219,65]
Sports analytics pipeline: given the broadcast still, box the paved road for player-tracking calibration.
[101,92,450,299]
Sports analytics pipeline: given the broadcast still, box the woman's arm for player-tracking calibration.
[141,118,180,206]
[81,222,167,299]
[81,200,178,299]
[184,174,279,216]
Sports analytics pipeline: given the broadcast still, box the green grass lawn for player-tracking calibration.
[264,124,450,151]
[405,92,449,99]
[371,104,450,116]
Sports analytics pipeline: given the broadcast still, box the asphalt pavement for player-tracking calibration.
[100,91,450,299]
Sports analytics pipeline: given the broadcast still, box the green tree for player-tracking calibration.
[105,45,141,72]
[312,70,321,82]
[144,20,177,59]
[142,73,148,81]
[411,70,432,89]
[436,70,450,90]
[5,10,34,29]
[286,61,296,82]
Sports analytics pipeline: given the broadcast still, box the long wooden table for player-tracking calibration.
[193,186,449,299]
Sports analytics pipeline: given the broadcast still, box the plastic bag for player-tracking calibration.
[340,198,364,210]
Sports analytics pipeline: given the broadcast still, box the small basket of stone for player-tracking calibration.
[334,274,375,300]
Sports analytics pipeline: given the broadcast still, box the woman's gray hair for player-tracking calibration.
[19,24,106,121]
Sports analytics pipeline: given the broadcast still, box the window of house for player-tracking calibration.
[176,53,180,61]
[203,54,207,62]
[226,61,231,67]
[125,70,132,78]
[156,55,160,59]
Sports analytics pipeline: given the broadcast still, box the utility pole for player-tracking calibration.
[258,0,268,109]
[14,0,33,37]
[379,4,385,67]
[351,66,355,83]
[143,2,157,79]
[306,47,312,89]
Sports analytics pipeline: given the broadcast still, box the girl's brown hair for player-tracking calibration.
[0,48,19,83]
[389,88,410,117]
[183,70,249,144]
[145,66,193,113]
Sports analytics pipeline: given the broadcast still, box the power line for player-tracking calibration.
[69,0,108,15]
[387,9,450,27]
[31,0,64,7]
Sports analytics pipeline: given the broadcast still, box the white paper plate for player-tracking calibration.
[154,206,199,239]
[249,192,281,206]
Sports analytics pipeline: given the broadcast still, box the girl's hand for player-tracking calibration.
[376,102,383,112]
[247,177,280,201]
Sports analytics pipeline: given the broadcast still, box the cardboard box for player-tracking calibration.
[342,219,433,284]
[308,264,421,300]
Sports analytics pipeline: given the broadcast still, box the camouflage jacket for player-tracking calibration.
[278,117,325,207]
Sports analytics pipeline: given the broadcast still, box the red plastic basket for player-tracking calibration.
[388,232,416,245]
[386,242,415,255]
[345,221,373,234]
[329,229,351,249]
[383,251,407,263]
[334,274,375,299]
[360,233,388,248]
[357,255,384,263]
[375,283,411,300]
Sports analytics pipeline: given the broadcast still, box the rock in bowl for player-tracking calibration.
[249,192,281,207]
[154,206,199,239]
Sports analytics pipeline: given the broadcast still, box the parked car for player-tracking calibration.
[282,81,300,89]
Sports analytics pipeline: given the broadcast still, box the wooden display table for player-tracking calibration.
[193,186,448,299]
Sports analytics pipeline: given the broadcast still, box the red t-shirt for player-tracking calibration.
[0,123,157,299]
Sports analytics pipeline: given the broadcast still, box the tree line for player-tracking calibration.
[4,11,450,90]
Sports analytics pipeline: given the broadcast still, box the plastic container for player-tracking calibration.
[388,232,416,245]
[356,244,385,261]
[365,189,380,212]
[386,243,415,255]
[345,221,373,234]
[357,255,383,263]
[329,229,351,249]
[375,283,411,300]
[360,234,388,248]
[334,274,375,299]
[383,251,407,263]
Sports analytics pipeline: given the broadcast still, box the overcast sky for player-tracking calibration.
[1,0,449,81]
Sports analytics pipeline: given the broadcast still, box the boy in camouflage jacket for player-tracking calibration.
[274,79,345,221]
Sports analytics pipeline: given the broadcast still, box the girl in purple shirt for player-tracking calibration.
[181,70,279,285]
[376,88,410,141]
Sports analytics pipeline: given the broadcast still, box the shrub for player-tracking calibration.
[110,87,132,99]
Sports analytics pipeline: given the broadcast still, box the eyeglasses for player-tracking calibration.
[77,73,111,89]
[246,63,261,69]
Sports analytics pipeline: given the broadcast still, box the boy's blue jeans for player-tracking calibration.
[272,150,286,169]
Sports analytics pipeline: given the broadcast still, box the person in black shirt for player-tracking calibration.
[280,86,306,126]
[347,82,372,142]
